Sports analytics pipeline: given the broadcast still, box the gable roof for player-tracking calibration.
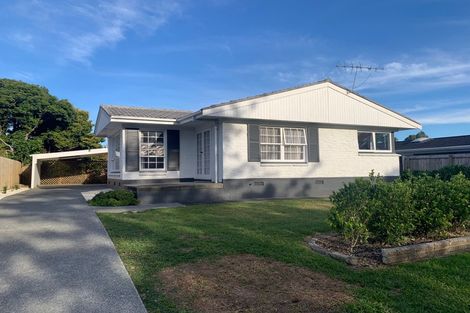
[101,105,192,120]
[200,79,417,125]
[197,80,421,130]
[396,135,470,151]
[95,80,421,136]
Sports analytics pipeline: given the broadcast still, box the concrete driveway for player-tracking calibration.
[0,186,149,313]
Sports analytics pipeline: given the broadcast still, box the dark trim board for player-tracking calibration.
[124,177,398,204]
[107,178,194,187]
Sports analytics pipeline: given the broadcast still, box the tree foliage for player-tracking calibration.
[404,130,429,142]
[0,79,102,163]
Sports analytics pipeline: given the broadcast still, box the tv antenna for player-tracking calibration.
[336,63,384,90]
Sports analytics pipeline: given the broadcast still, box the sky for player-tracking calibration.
[1,0,470,140]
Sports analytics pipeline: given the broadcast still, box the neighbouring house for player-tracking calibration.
[94,80,421,203]
[396,135,470,172]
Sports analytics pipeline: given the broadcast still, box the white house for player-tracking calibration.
[94,80,421,203]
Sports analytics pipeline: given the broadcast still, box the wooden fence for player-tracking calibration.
[0,156,22,190]
[401,153,470,172]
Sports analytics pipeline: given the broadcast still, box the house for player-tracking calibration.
[94,80,421,203]
[396,135,470,172]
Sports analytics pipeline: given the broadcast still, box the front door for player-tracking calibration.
[196,130,211,180]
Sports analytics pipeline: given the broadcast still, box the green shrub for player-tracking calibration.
[409,174,452,236]
[88,189,138,206]
[328,178,373,252]
[434,165,470,180]
[328,171,470,248]
[368,179,415,245]
[447,173,470,229]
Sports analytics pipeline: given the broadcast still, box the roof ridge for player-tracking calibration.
[101,104,193,113]
[398,134,470,143]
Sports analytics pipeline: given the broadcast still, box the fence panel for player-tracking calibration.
[40,157,107,185]
[402,153,470,172]
[0,156,22,189]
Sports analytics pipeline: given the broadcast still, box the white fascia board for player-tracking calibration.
[110,116,176,125]
[94,108,111,136]
[31,148,108,160]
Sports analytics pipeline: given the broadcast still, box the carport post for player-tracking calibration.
[31,155,41,188]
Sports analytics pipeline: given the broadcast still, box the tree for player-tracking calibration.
[0,79,102,163]
[404,131,429,142]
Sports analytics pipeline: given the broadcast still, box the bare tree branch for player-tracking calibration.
[0,137,14,153]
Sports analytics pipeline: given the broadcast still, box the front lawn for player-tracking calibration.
[98,199,470,313]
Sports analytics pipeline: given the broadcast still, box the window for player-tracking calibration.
[140,131,165,170]
[110,133,120,172]
[358,131,392,152]
[260,127,307,162]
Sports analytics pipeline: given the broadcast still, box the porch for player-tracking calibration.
[124,181,224,204]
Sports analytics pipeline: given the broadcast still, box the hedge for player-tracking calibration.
[328,172,470,251]
[401,164,470,181]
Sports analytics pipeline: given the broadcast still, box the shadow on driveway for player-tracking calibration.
[0,185,148,313]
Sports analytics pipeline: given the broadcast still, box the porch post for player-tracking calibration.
[119,128,126,178]
[214,123,218,183]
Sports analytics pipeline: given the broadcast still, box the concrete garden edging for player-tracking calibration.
[381,236,470,264]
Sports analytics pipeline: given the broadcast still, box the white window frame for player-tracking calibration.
[139,130,167,171]
[260,126,307,163]
[110,133,121,173]
[358,131,392,153]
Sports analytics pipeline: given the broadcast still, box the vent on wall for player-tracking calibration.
[249,181,265,186]
[315,180,324,185]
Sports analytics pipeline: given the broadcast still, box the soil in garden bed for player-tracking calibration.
[309,234,383,267]
[309,231,470,267]
[157,254,353,313]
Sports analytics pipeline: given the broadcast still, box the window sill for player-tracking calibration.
[260,162,309,167]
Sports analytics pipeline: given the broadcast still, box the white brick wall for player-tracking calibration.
[222,122,400,179]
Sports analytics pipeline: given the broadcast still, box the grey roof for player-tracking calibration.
[101,105,193,120]
[396,135,470,151]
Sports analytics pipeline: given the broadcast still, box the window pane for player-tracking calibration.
[284,145,304,160]
[284,128,306,145]
[260,127,281,144]
[140,131,164,169]
[260,144,281,160]
[375,133,390,150]
[358,132,373,150]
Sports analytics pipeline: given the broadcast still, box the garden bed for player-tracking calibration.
[308,233,470,266]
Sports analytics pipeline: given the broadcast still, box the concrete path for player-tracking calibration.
[0,186,158,313]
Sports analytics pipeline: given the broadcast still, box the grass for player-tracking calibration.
[98,199,470,313]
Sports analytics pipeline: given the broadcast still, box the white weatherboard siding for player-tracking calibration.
[203,83,420,130]
[222,122,399,179]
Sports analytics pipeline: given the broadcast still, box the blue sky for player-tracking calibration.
[1,0,470,139]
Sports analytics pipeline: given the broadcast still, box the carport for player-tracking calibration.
[30,148,107,188]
